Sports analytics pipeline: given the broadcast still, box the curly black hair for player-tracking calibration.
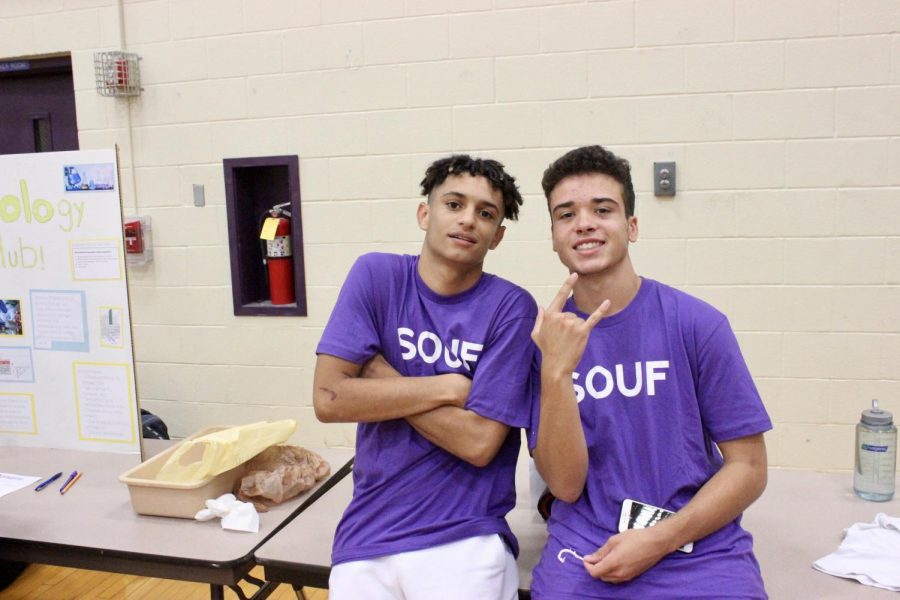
[420,154,523,221]
[541,145,636,217]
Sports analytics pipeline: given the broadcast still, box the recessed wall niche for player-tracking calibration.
[223,155,307,316]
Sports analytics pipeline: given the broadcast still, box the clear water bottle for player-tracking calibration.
[854,399,897,501]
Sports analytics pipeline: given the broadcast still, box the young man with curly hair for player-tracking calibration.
[529,145,772,599]
[315,155,536,599]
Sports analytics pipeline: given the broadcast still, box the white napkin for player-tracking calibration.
[194,493,260,533]
[813,513,900,592]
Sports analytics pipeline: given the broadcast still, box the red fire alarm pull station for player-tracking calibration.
[123,216,152,265]
[93,51,142,97]
[124,220,143,253]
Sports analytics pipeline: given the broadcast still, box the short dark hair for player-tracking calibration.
[541,145,636,217]
[420,154,523,221]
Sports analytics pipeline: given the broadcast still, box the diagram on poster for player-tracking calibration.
[0,149,140,453]
[0,347,35,383]
[99,307,123,348]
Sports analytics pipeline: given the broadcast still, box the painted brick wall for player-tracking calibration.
[2,0,898,469]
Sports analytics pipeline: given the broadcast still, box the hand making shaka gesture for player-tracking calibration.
[531,273,611,377]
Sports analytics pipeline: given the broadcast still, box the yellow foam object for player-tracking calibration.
[156,420,297,483]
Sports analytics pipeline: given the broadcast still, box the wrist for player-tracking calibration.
[436,373,469,407]
[541,369,574,390]
[651,516,690,555]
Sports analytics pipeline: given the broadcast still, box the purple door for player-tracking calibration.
[0,55,79,155]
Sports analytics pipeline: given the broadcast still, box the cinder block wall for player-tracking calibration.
[3,0,898,470]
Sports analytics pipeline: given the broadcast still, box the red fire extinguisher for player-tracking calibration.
[261,204,295,305]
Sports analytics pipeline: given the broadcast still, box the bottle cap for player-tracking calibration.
[861,399,893,426]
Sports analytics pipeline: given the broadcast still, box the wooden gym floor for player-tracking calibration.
[0,564,328,599]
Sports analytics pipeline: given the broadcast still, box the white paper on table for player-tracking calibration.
[0,473,41,498]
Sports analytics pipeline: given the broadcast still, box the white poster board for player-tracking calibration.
[0,149,140,453]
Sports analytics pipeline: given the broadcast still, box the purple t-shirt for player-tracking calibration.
[528,278,773,599]
[317,253,537,566]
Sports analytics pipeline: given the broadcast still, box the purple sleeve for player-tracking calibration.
[695,317,773,442]
[466,294,537,429]
[315,255,382,365]
[527,353,541,452]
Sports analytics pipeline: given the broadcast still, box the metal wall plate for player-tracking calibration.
[654,161,676,196]
[193,184,205,207]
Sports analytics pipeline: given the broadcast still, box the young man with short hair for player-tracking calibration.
[529,145,772,598]
[314,155,536,600]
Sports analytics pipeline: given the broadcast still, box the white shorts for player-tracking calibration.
[329,534,519,600]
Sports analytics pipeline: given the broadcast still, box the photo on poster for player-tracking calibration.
[99,306,123,348]
[0,347,35,383]
[30,289,89,352]
[63,163,115,192]
[0,392,37,434]
[0,299,23,336]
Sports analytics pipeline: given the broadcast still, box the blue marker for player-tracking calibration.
[35,472,63,492]
[58,471,78,493]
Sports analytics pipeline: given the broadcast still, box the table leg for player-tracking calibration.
[224,579,278,600]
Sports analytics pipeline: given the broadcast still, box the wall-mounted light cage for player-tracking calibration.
[94,51,142,97]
